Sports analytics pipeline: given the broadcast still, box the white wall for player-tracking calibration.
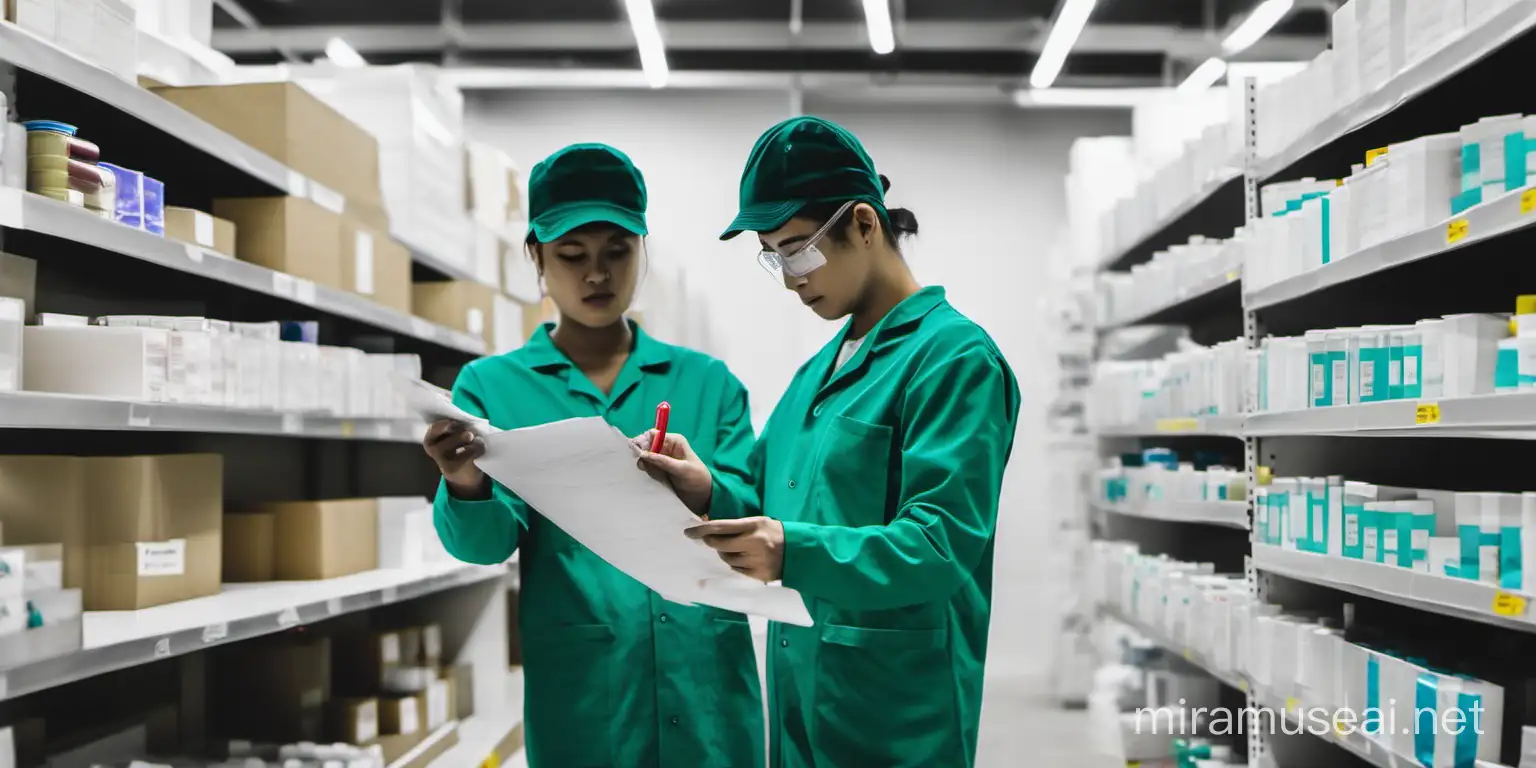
[466,88,1128,686]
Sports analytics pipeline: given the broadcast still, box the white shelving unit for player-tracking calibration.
[0,562,507,703]
[428,668,526,768]
[1096,170,1244,272]
[1102,606,1248,693]
[1252,1,1536,181]
[1246,186,1536,311]
[0,189,486,356]
[1103,267,1242,331]
[0,391,424,442]
[1096,417,1247,439]
[1248,393,1536,438]
[1094,500,1249,529]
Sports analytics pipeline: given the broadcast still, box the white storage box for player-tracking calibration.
[23,326,169,401]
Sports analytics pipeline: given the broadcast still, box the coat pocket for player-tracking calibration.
[812,416,894,527]
[522,623,617,768]
[812,624,960,766]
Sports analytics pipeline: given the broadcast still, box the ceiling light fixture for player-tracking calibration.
[1222,0,1295,55]
[1030,0,1097,89]
[323,37,366,68]
[1178,57,1229,95]
[622,0,669,89]
[862,0,896,55]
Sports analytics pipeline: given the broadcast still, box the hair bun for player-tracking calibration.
[879,174,892,194]
[888,207,920,236]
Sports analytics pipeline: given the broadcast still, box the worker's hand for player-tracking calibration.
[685,517,785,582]
[632,431,714,515]
[424,419,489,500]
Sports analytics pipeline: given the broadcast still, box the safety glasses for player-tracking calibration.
[756,200,856,281]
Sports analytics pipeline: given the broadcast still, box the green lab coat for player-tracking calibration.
[711,287,1021,768]
[433,321,764,768]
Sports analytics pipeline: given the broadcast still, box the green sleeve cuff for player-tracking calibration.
[706,470,747,520]
[432,477,519,565]
[778,520,823,594]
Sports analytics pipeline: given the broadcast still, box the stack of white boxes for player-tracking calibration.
[5,0,138,81]
[301,66,474,272]
[1096,235,1242,326]
[20,315,421,417]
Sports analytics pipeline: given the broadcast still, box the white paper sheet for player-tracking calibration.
[475,417,814,626]
[397,376,498,436]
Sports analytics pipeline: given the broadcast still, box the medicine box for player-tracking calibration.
[213,196,345,292]
[23,325,169,402]
[164,206,236,259]
[341,218,412,315]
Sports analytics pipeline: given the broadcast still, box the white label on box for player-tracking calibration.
[398,699,419,735]
[427,681,449,728]
[287,171,308,198]
[467,308,485,336]
[326,597,342,616]
[357,701,380,744]
[136,539,186,577]
[1346,513,1359,547]
[183,243,205,264]
[1384,528,1399,556]
[272,272,296,299]
[277,606,300,627]
[0,188,21,229]
[153,637,171,658]
[355,232,376,295]
[383,585,399,603]
[128,403,151,428]
[202,622,228,643]
[282,413,303,434]
[1389,359,1402,387]
[1405,355,1420,386]
[1360,361,1375,397]
[310,182,345,214]
[374,422,393,440]
[381,633,401,664]
[1311,364,1325,402]
[411,318,436,339]
[194,212,214,247]
[295,278,317,306]
[1332,360,1347,403]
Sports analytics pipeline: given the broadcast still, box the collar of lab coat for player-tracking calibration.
[817,285,946,394]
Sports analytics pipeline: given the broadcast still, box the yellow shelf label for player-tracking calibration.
[1285,697,1299,711]
[1182,648,1193,661]
[1257,466,1273,486]
[1415,403,1441,425]
[1238,679,1249,692]
[1156,418,1200,433]
[480,754,500,768]
[1447,218,1470,244]
[1522,188,1536,214]
[341,420,355,437]
[1493,592,1528,617]
[1365,146,1389,166]
[1226,270,1239,282]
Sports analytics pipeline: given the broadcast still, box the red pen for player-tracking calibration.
[650,401,671,453]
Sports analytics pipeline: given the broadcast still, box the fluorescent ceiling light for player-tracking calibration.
[1222,0,1295,55]
[1178,57,1228,95]
[1030,0,1097,89]
[1012,87,1166,108]
[863,0,895,55]
[622,0,669,88]
[323,37,366,67]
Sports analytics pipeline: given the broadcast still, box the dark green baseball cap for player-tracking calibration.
[721,116,888,240]
[528,143,648,242]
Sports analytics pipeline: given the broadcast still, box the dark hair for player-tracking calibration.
[796,175,919,250]
[523,224,648,279]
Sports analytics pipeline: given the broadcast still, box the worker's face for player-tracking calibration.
[534,225,641,329]
[759,204,880,321]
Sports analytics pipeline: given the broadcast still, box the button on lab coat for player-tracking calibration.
[711,287,1021,768]
[433,322,764,768]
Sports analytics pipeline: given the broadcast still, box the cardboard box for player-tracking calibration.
[420,624,441,666]
[442,664,473,720]
[213,635,331,743]
[213,196,344,291]
[380,693,422,736]
[397,626,422,668]
[258,499,378,580]
[330,697,380,745]
[153,82,382,207]
[222,512,275,582]
[0,252,36,321]
[412,280,496,340]
[341,218,411,314]
[0,454,222,611]
[164,207,236,258]
[22,325,169,402]
[424,679,451,730]
[333,629,403,697]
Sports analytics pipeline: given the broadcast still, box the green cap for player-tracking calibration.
[528,143,648,241]
[721,116,887,240]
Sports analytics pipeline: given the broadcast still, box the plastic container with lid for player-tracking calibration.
[99,162,144,228]
[22,120,75,160]
[143,176,165,235]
